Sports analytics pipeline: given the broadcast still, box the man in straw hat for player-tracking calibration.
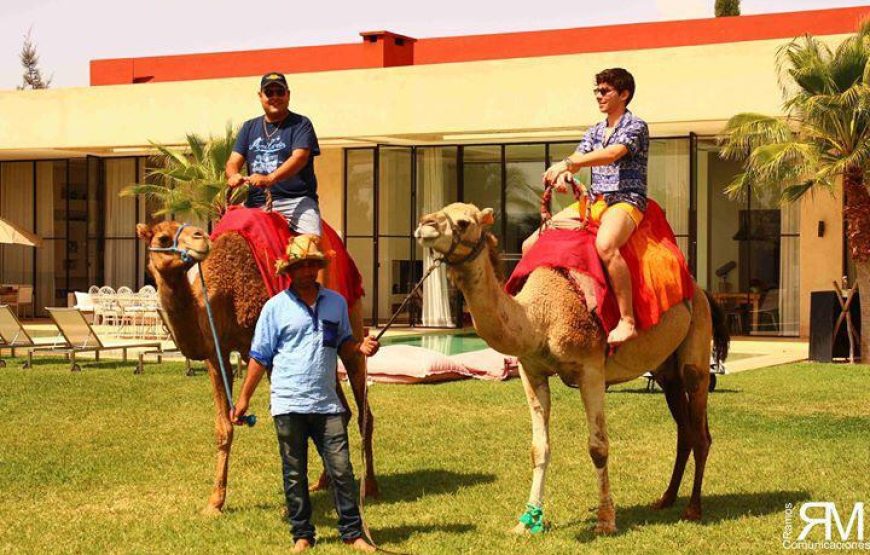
[233,235,379,553]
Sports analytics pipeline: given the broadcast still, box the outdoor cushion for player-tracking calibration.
[73,291,94,312]
[448,348,519,381]
[338,344,469,384]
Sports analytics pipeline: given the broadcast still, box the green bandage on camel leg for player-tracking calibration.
[518,503,549,534]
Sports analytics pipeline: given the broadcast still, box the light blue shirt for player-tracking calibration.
[250,286,354,416]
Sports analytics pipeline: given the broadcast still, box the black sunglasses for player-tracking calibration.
[593,87,617,97]
[263,88,287,98]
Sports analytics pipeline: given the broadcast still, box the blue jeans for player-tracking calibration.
[274,413,362,543]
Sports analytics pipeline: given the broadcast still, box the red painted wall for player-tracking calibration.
[90,6,869,86]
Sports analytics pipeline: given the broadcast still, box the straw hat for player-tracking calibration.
[275,235,330,275]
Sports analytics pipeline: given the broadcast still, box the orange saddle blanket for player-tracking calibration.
[211,206,364,308]
[504,200,693,333]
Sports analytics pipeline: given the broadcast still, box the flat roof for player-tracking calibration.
[91,5,869,86]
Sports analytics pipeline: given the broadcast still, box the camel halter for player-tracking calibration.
[146,223,209,264]
[437,213,489,267]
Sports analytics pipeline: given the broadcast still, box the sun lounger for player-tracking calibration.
[0,305,68,367]
[135,309,193,375]
[25,308,163,372]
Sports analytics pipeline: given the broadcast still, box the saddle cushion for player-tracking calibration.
[211,206,364,307]
[504,199,693,334]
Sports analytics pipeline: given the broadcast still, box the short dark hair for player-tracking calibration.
[595,68,635,105]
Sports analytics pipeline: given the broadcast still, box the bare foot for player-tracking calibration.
[344,538,376,552]
[292,538,313,553]
[607,318,638,346]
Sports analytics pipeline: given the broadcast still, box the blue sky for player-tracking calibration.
[2,0,867,89]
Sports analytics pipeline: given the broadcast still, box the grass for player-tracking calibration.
[1,357,868,554]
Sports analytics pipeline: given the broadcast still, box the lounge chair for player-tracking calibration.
[24,308,163,372]
[0,305,68,367]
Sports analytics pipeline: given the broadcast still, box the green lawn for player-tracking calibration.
[1,357,868,554]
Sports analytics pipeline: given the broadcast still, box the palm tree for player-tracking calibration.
[719,21,870,360]
[122,123,245,222]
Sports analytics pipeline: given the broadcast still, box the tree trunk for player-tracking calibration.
[856,261,870,364]
[842,166,870,363]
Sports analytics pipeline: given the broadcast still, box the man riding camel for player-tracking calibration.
[524,67,649,346]
[226,72,323,237]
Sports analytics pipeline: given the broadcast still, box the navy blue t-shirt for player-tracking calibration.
[233,112,320,207]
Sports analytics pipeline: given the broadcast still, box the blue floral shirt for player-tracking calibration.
[575,110,649,211]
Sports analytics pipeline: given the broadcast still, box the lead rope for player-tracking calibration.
[355,257,444,555]
[198,262,256,427]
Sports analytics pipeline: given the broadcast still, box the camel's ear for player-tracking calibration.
[479,208,495,227]
[136,223,153,242]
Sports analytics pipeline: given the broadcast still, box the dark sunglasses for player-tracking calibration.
[263,88,287,98]
[593,87,617,97]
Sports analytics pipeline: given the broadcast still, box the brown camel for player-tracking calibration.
[136,220,378,515]
[414,203,729,534]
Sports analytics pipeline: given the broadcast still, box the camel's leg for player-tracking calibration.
[652,355,691,510]
[676,291,714,522]
[578,365,616,534]
[510,365,551,535]
[203,356,234,515]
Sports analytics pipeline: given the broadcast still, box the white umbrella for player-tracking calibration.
[0,217,42,247]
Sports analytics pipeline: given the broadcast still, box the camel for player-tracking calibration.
[135,220,378,515]
[414,202,729,534]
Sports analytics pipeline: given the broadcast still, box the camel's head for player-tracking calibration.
[136,221,211,274]
[414,203,495,262]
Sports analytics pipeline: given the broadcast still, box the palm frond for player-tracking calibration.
[718,113,793,160]
[125,125,243,221]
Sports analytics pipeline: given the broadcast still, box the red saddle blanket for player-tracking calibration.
[211,206,364,307]
[504,200,693,334]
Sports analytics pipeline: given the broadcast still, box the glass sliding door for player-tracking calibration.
[416,146,458,326]
[648,138,691,259]
[462,146,503,245]
[698,138,799,336]
[344,148,376,323]
[377,146,414,325]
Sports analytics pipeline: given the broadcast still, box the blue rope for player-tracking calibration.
[197,262,256,427]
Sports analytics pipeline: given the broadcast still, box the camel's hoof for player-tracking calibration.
[681,506,702,522]
[509,522,530,535]
[594,522,618,535]
[201,505,223,517]
[651,496,676,510]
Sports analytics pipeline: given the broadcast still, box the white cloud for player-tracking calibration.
[655,0,711,21]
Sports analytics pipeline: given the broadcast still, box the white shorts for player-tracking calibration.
[269,196,322,237]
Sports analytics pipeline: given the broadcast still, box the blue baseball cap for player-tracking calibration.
[260,72,288,91]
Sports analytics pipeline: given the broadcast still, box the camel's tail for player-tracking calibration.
[703,290,730,364]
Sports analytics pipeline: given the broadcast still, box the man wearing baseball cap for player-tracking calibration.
[233,235,379,553]
[226,72,323,236]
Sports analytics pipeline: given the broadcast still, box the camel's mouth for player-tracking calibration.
[414,224,441,246]
[186,246,210,262]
